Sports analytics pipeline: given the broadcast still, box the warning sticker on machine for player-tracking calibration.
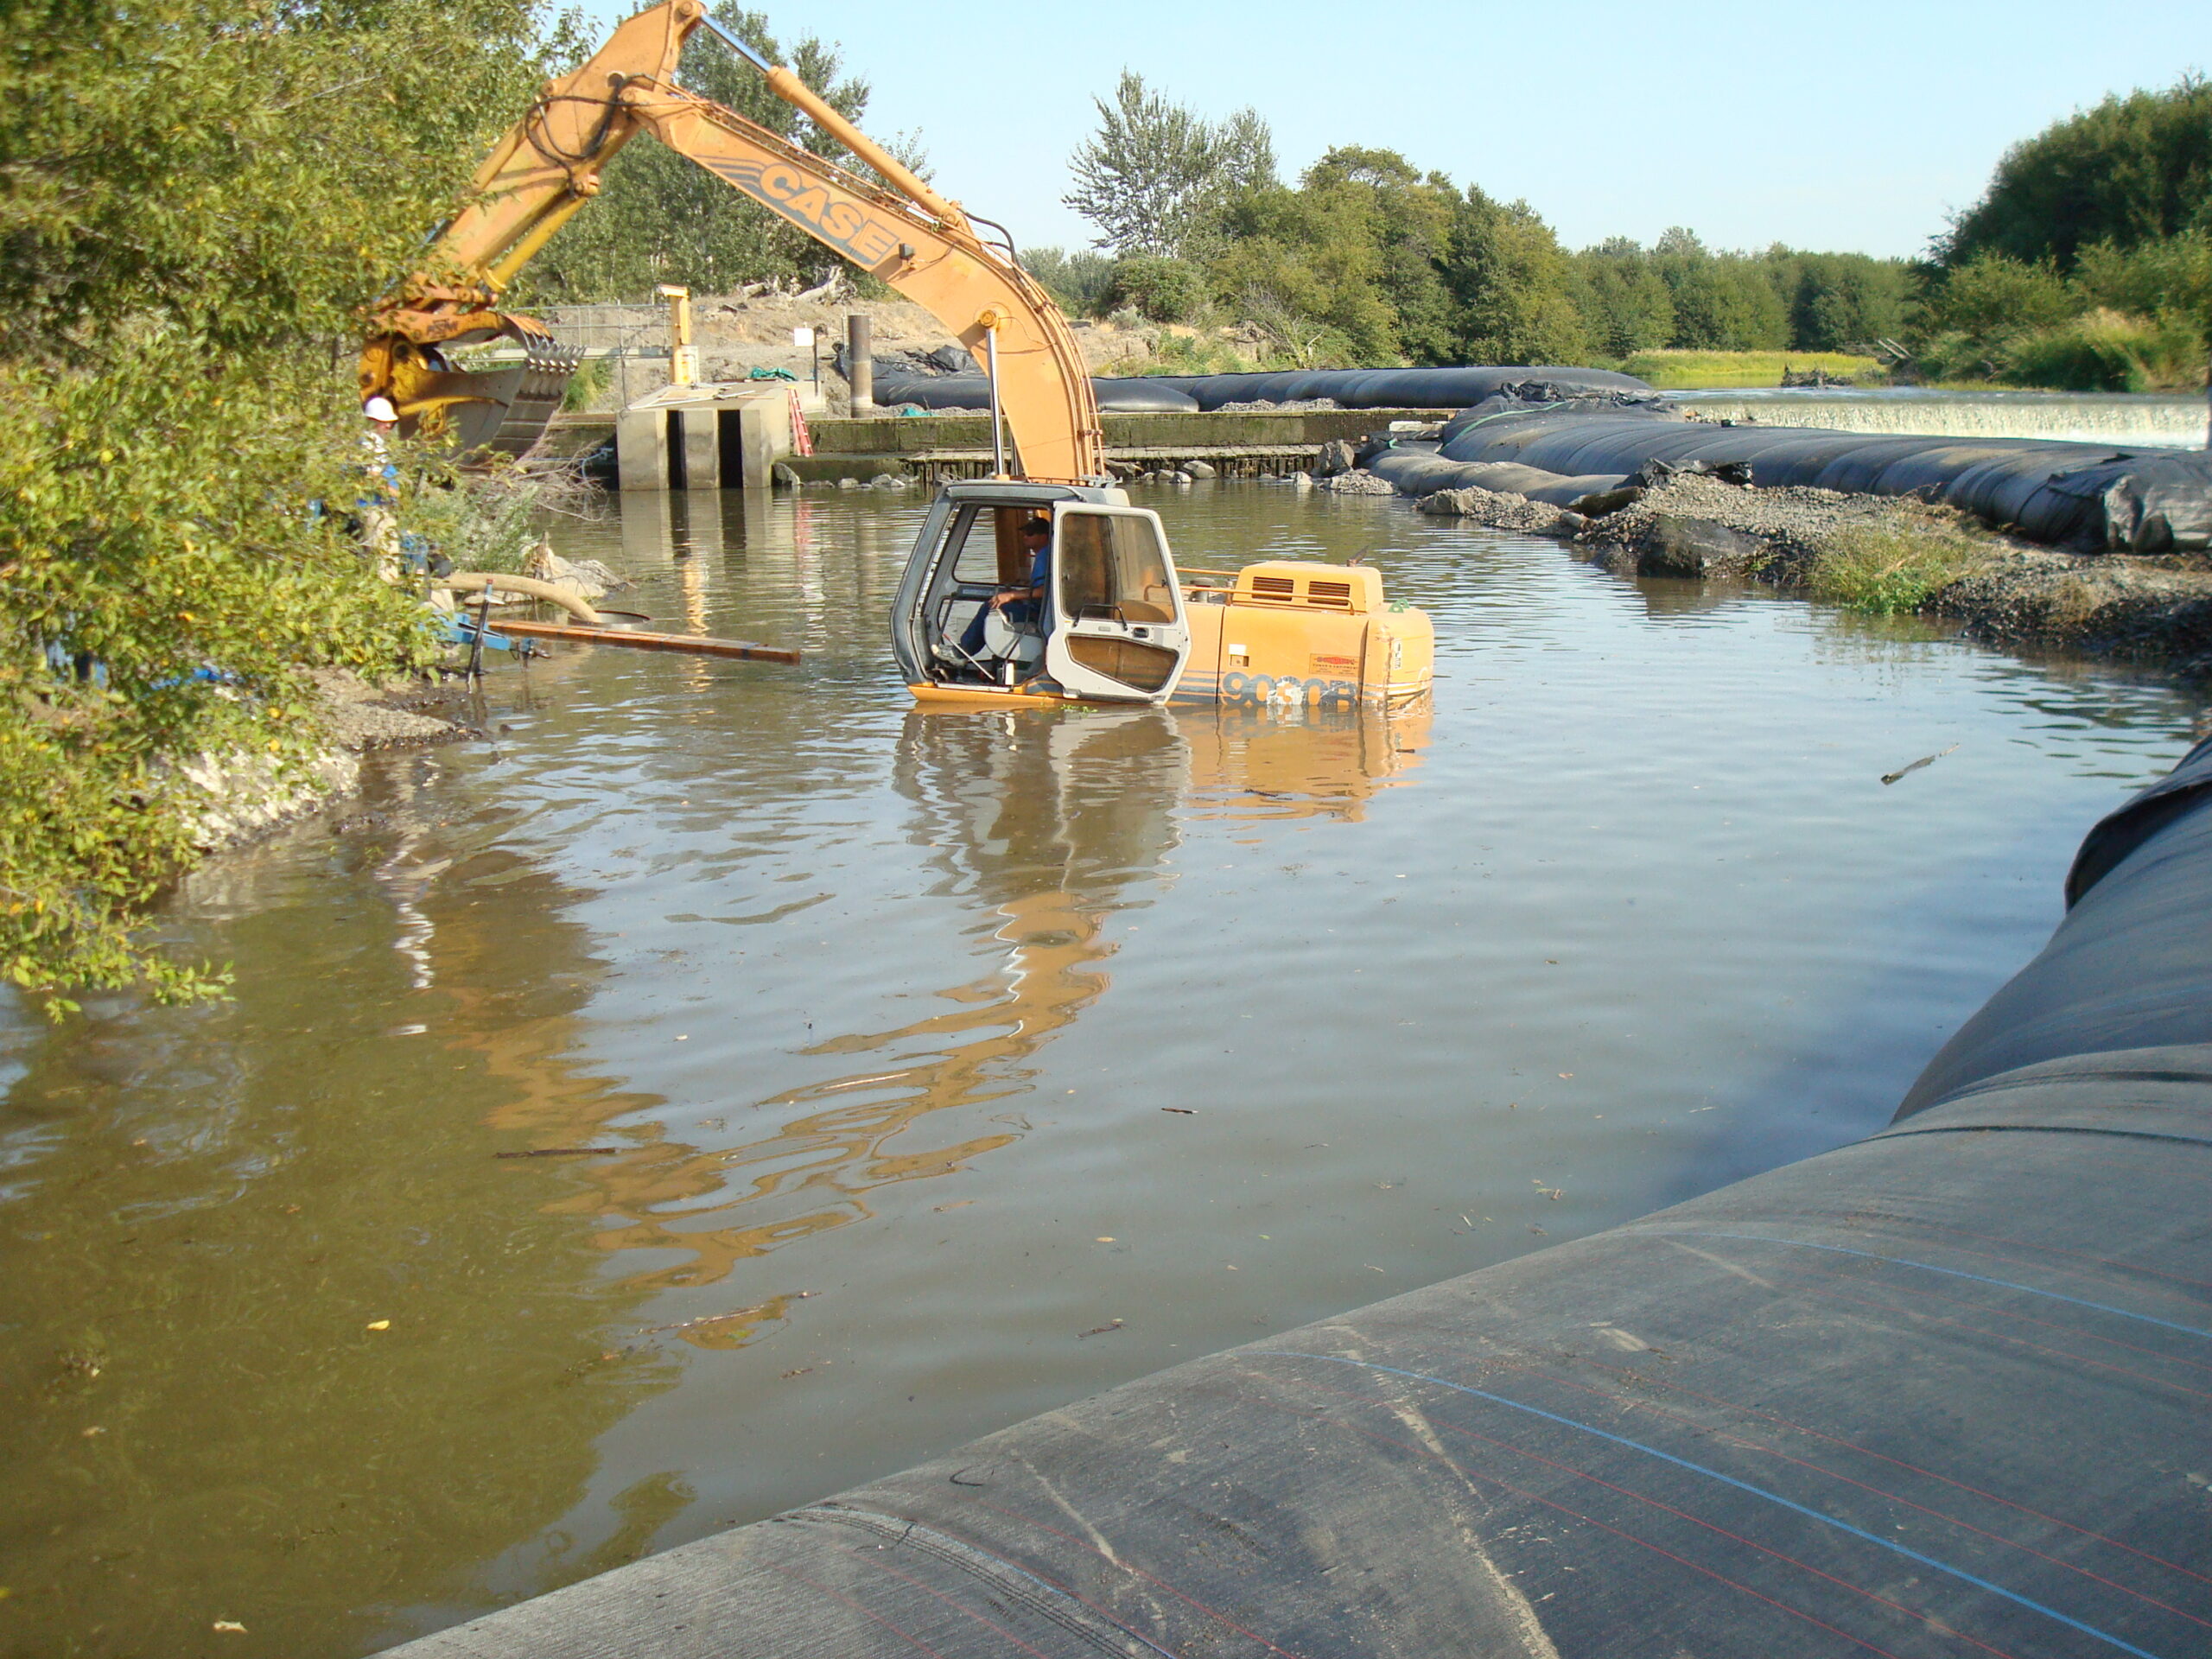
[1309,655,1359,674]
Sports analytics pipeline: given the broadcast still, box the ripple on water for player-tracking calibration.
[0,485,2196,1655]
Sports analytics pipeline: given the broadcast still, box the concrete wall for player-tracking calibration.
[612,385,795,493]
[566,404,1448,490]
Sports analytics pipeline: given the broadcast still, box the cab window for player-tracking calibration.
[943,507,997,583]
[1055,510,1177,625]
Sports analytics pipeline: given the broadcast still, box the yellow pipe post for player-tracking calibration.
[657,284,696,385]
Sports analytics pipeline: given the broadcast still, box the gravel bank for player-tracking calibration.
[308,668,473,750]
[1587,474,2212,671]
[175,671,469,852]
[1577,474,1966,576]
[1317,468,1397,496]
[1423,468,2212,674]
[1933,548,2212,667]
[1417,486,1586,535]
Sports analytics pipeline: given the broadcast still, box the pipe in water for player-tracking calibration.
[435,572,603,625]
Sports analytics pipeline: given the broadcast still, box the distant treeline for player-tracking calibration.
[1026,209,1907,370]
[539,33,2211,394]
[1011,72,2212,392]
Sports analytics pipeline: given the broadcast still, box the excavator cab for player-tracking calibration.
[893,481,1192,706]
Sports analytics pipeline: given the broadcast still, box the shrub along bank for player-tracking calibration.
[0,0,563,1011]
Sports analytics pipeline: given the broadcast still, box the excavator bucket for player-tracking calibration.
[396,336,581,461]
[364,304,582,462]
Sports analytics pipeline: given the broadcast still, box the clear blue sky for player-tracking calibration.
[587,0,2206,260]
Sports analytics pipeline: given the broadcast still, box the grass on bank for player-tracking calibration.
[1621,350,1887,390]
[1800,524,1992,614]
[1093,338,1905,389]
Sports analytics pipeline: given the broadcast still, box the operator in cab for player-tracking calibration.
[960,515,1053,660]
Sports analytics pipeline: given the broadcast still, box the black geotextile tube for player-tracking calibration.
[392,744,2212,1659]
[870,365,1652,416]
[1151,365,1649,410]
[1433,409,2212,551]
[1364,442,1624,505]
[872,372,1200,412]
[1897,731,2212,1116]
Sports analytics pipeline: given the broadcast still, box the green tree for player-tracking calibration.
[1206,181,1391,364]
[1789,252,1909,351]
[1444,189,1590,365]
[1921,253,2077,344]
[1065,72,1274,258]
[1103,256,1206,323]
[1,0,556,1006]
[2074,232,2212,324]
[1306,149,1459,363]
[524,4,894,301]
[1572,238,1676,357]
[1651,231,1789,350]
[1021,246,1117,315]
[1941,76,2212,272]
[1198,149,1453,365]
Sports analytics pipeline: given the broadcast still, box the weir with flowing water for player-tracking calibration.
[1672,386,2209,450]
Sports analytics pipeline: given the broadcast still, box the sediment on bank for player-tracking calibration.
[1582,474,2212,669]
[171,671,470,853]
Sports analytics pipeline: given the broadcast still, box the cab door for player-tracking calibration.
[1045,505,1192,702]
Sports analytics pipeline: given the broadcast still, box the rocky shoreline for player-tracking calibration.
[1395,467,2212,676]
[175,670,471,851]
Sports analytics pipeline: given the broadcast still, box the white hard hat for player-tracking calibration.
[363,396,398,423]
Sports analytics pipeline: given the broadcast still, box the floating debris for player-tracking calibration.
[1883,743,1960,785]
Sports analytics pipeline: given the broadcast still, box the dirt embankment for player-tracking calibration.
[698,296,1185,380]
[175,671,469,851]
[1430,469,2212,674]
[565,289,1249,411]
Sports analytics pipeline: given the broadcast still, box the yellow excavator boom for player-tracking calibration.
[361,0,1104,480]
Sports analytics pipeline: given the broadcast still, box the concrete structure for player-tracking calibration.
[552,405,1451,488]
[613,382,796,493]
[846,311,874,413]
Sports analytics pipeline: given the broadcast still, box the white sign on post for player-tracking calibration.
[791,327,815,348]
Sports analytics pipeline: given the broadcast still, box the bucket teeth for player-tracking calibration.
[403,335,582,460]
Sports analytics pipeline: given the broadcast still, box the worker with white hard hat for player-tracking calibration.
[358,396,402,576]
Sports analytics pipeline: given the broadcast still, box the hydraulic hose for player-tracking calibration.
[434,572,604,625]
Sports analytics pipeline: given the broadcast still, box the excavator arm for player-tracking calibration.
[362,0,1104,480]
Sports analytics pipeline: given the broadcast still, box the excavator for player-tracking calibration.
[361,0,1432,710]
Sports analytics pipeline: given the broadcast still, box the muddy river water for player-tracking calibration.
[2,486,2201,1656]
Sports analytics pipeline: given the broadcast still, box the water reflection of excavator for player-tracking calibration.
[550,701,1429,1327]
[362,0,1433,710]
